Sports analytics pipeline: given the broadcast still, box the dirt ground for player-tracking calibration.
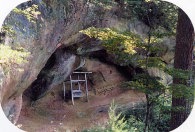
[17,85,145,132]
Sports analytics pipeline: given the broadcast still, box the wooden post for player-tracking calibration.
[63,72,92,105]
[63,82,66,100]
[70,75,74,105]
[78,74,81,91]
[85,73,89,102]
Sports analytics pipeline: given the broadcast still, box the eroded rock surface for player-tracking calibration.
[24,49,79,102]
[0,0,107,123]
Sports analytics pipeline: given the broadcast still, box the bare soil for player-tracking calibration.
[17,85,145,132]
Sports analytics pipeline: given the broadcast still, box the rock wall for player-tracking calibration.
[83,59,128,95]
[24,49,78,102]
[0,0,88,123]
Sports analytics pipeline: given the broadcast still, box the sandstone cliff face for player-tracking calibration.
[0,0,174,124]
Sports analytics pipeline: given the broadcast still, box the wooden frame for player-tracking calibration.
[63,72,92,105]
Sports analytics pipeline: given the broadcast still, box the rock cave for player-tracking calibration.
[0,0,194,132]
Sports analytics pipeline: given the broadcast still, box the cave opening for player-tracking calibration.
[23,46,78,103]
[17,35,147,132]
[23,38,139,105]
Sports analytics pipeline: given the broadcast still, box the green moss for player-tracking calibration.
[13,4,41,23]
[91,0,116,10]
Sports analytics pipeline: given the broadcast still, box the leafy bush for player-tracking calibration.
[82,101,129,132]
[80,27,143,66]
[121,101,171,132]
[107,102,128,132]
[0,44,30,73]
[83,101,171,132]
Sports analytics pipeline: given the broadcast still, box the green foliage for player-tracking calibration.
[82,101,129,132]
[0,25,15,37]
[80,1,191,131]
[80,27,168,67]
[0,26,15,43]
[164,68,190,80]
[107,101,128,132]
[122,103,146,132]
[80,27,143,65]
[0,44,30,73]
[121,101,171,132]
[150,26,176,39]
[80,24,174,132]
[80,27,142,55]
[169,84,194,98]
[13,4,41,23]
[123,73,166,102]
[83,98,170,132]
[91,0,116,9]
[126,115,145,132]
[82,127,105,132]
[0,45,29,64]
[149,94,171,131]
[129,0,178,34]
[89,0,178,34]
[138,57,166,69]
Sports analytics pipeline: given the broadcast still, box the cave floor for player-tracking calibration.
[17,85,145,132]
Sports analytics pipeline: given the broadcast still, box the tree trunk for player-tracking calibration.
[170,9,194,130]
[144,94,150,132]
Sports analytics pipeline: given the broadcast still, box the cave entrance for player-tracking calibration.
[63,71,92,105]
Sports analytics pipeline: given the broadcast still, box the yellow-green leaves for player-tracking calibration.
[108,101,128,132]
[138,57,166,69]
[0,45,30,67]
[1,26,15,36]
[13,4,41,23]
[80,27,144,65]
[80,27,142,55]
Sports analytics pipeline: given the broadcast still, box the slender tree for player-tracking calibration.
[171,8,194,130]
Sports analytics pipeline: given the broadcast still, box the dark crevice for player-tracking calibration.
[24,47,74,102]
[24,49,58,101]
[43,53,56,70]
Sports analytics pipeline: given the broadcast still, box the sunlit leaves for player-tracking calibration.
[81,27,142,54]
[82,101,130,132]
[0,26,15,37]
[13,4,41,23]
[80,27,144,65]
[138,57,166,69]
[80,27,169,67]
[108,101,128,132]
[0,45,30,67]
